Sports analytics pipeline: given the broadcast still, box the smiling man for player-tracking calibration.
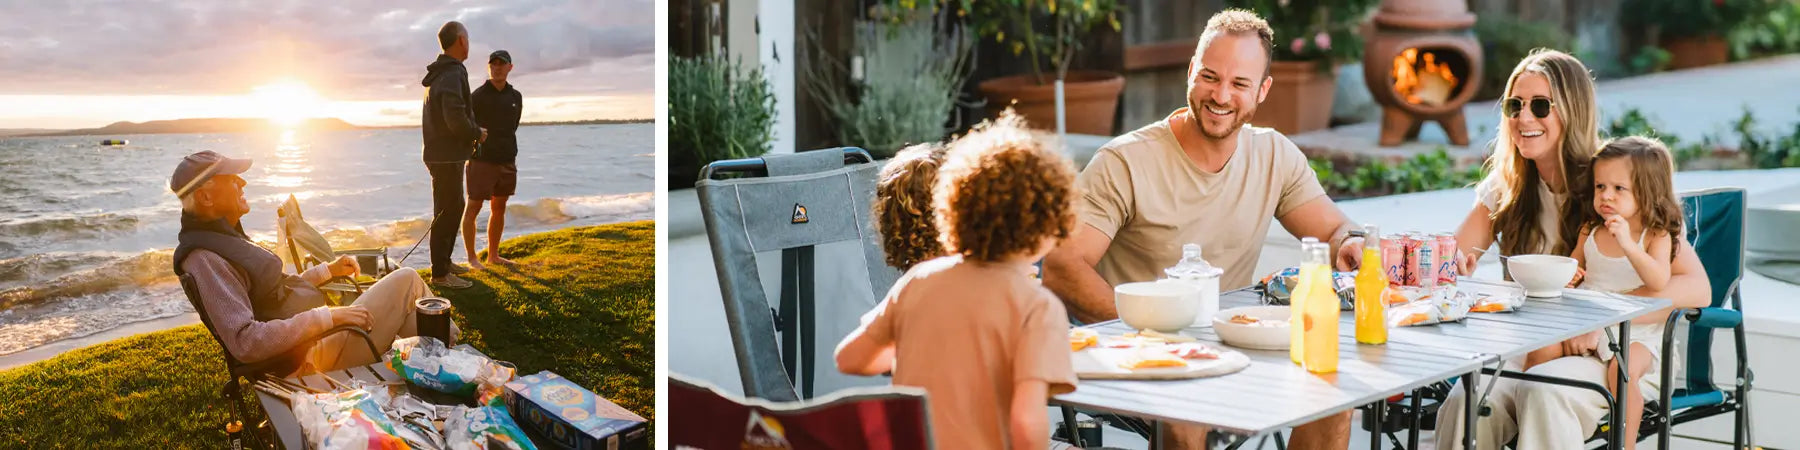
[1041,9,1360,449]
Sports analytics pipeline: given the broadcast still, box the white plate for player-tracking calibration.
[1072,346,1251,380]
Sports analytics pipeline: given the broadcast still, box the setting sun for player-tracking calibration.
[250,80,325,127]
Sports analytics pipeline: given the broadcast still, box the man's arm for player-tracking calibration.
[184,251,334,363]
[435,76,482,144]
[1042,224,1118,323]
[1276,196,1359,270]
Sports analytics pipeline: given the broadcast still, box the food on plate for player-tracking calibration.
[1120,349,1189,370]
[1164,343,1222,360]
[1122,329,1197,343]
[1227,314,1289,327]
[1070,328,1099,351]
[1229,314,1259,324]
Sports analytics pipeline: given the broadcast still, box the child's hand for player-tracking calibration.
[1604,214,1633,246]
[1566,267,1585,288]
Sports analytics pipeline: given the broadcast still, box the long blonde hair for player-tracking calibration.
[1487,49,1598,256]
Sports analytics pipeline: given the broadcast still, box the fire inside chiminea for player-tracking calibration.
[1392,48,1465,106]
[1361,0,1482,147]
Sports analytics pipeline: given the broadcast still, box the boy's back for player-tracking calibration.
[861,255,1077,448]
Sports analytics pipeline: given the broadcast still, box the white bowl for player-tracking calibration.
[1506,254,1579,297]
[1114,280,1200,332]
[1212,305,1292,350]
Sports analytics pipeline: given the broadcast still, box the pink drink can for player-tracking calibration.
[1381,234,1409,286]
[1408,233,1438,288]
[1432,233,1459,285]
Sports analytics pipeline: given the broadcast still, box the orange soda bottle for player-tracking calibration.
[1355,225,1389,344]
[1300,241,1339,373]
[1290,237,1320,364]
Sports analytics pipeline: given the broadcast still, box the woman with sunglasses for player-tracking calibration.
[1434,49,1714,449]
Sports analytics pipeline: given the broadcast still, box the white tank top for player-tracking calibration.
[1578,227,1669,364]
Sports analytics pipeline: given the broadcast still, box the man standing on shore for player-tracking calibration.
[421,20,482,288]
[463,49,522,271]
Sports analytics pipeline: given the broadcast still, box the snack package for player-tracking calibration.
[1259,267,1356,310]
[290,386,411,450]
[1462,281,1527,313]
[444,394,539,450]
[1384,285,1472,327]
[387,336,518,397]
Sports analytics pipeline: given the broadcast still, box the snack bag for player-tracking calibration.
[1384,285,1472,327]
[445,393,539,450]
[387,336,517,397]
[291,387,411,450]
[1462,282,1527,313]
[1258,267,1356,310]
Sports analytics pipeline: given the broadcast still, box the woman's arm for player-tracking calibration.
[1623,231,1674,291]
[1454,204,1497,275]
[1008,379,1049,450]
[1625,237,1711,324]
[1568,227,1590,287]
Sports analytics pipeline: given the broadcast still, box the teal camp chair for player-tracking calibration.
[1643,187,1756,448]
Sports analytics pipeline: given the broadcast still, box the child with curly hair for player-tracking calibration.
[836,112,1080,449]
[873,142,949,270]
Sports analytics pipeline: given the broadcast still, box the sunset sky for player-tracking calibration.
[0,0,652,130]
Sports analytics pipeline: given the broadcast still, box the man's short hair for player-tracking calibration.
[1197,9,1276,78]
[438,21,466,51]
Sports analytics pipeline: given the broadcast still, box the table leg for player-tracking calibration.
[1409,388,1422,450]
[1464,370,1477,450]
[1370,402,1384,450]
[1154,420,1163,450]
[1614,320,1630,450]
[1059,406,1082,447]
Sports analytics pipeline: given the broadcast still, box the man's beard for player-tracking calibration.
[1187,97,1254,140]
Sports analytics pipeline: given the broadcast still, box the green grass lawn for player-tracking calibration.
[0,221,654,447]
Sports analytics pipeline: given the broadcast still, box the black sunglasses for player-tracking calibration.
[1503,97,1555,119]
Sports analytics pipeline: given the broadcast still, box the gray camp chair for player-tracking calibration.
[696,148,901,402]
[276,194,393,304]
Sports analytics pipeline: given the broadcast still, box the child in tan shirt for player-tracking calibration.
[837,112,1080,449]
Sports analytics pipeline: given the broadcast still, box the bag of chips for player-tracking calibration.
[1258,267,1356,310]
[387,336,517,397]
[444,392,539,450]
[1384,285,1472,327]
[290,386,411,450]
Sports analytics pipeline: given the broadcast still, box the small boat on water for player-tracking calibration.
[100,139,128,146]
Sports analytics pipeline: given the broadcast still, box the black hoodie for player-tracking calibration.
[420,54,481,163]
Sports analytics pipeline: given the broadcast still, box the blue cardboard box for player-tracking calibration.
[503,371,648,450]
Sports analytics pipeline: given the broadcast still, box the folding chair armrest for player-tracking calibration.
[1684,307,1742,329]
[336,248,387,256]
[322,325,382,362]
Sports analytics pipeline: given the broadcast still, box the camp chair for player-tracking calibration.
[695,148,901,402]
[669,372,933,449]
[1632,187,1756,448]
[180,273,379,449]
[276,194,393,304]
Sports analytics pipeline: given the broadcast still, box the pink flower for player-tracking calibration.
[1315,32,1331,51]
[1291,37,1305,54]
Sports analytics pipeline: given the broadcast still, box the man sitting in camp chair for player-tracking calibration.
[169,151,456,375]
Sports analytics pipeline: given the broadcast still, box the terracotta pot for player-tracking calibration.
[1663,34,1729,70]
[976,70,1125,135]
[1254,60,1337,135]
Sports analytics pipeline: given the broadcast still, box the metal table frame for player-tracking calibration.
[1052,280,1671,449]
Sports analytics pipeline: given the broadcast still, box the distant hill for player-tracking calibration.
[0,128,60,137]
[22,118,362,137]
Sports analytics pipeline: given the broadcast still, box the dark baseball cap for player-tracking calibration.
[171,151,252,198]
[489,50,511,64]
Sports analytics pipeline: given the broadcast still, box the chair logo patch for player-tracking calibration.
[791,203,809,224]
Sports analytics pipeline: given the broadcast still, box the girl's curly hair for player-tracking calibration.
[933,111,1078,263]
[874,143,949,270]
[1590,136,1686,244]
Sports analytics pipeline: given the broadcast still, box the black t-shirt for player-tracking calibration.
[471,81,522,164]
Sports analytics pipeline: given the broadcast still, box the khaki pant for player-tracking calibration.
[306,267,459,372]
[1436,355,1657,449]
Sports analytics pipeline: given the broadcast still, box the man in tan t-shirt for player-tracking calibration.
[1043,10,1367,450]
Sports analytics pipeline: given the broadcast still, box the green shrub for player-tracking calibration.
[1729,0,1800,60]
[1623,0,1768,39]
[801,18,972,159]
[1474,13,1573,100]
[669,53,776,189]
[1310,148,1484,198]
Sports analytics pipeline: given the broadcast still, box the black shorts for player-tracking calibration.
[465,160,517,200]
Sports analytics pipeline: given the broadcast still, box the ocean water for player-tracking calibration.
[0,124,653,355]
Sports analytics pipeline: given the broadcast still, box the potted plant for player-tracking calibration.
[1625,0,1768,69]
[669,52,776,190]
[891,0,1125,135]
[1226,0,1377,134]
[800,11,973,159]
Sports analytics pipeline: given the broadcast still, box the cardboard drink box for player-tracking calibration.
[503,371,648,450]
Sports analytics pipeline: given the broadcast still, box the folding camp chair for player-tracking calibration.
[179,273,379,449]
[1636,187,1756,448]
[669,373,933,449]
[695,148,901,402]
[276,194,393,304]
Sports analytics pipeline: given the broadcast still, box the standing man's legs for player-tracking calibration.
[461,161,488,271]
[427,162,468,286]
[486,195,514,266]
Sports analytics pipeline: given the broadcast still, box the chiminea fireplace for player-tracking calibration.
[1362,0,1482,147]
